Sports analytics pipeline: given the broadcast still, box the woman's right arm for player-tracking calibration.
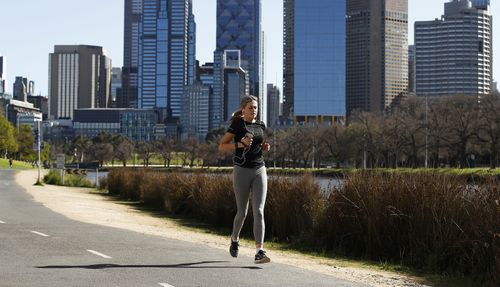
[218,132,237,154]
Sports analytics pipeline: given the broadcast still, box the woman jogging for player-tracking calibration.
[218,95,271,264]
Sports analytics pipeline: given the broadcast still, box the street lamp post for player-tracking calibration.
[425,95,428,169]
[34,115,42,183]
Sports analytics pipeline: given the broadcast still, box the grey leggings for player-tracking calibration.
[231,165,267,244]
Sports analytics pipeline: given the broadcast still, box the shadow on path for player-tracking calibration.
[36,260,262,270]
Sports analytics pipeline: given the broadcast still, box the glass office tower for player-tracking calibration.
[119,0,142,108]
[137,0,195,119]
[212,0,261,129]
[0,55,6,95]
[283,0,346,123]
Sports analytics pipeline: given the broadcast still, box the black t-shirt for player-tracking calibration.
[227,118,266,168]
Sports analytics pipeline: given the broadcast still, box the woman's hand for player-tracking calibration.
[262,142,271,152]
[241,136,253,148]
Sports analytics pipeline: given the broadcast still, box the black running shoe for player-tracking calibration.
[254,250,271,264]
[229,240,239,258]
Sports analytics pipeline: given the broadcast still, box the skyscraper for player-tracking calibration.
[137,0,195,120]
[408,45,416,95]
[181,82,210,141]
[118,0,143,108]
[48,45,111,120]
[13,77,28,102]
[212,0,261,129]
[266,83,280,127]
[415,0,492,97]
[347,0,408,114]
[283,0,346,124]
[0,55,6,95]
[111,67,122,104]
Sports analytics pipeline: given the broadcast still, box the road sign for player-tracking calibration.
[56,154,65,169]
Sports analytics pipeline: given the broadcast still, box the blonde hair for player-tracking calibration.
[230,95,258,122]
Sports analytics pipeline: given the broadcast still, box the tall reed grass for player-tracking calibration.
[106,168,499,283]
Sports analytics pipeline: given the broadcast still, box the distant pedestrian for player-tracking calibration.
[218,95,272,264]
[9,158,13,168]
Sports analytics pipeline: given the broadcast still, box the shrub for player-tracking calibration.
[318,172,499,282]
[63,174,94,188]
[267,174,324,243]
[43,169,62,185]
[102,168,499,283]
[98,176,108,190]
[43,169,93,188]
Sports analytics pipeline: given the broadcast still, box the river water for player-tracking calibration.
[86,171,342,194]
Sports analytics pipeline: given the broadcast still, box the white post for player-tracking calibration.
[36,120,41,183]
[95,168,99,188]
[425,95,428,168]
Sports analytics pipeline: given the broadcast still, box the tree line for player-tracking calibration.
[2,92,499,169]
[0,113,49,163]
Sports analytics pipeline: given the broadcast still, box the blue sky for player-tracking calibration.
[0,0,498,96]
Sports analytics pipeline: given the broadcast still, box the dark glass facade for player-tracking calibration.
[284,0,346,120]
[137,0,195,118]
[212,0,260,129]
[216,0,260,98]
[119,0,142,108]
[73,108,157,141]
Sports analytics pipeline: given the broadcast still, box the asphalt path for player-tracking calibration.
[0,169,369,287]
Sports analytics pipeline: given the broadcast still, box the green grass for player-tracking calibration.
[0,158,35,169]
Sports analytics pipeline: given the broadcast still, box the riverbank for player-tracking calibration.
[15,169,431,287]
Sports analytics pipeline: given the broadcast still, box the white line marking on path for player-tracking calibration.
[30,231,49,237]
[0,220,5,224]
[158,283,175,287]
[86,249,112,259]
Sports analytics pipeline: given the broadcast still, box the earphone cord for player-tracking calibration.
[233,146,251,166]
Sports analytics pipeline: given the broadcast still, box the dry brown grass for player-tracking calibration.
[106,168,499,283]
[319,172,499,282]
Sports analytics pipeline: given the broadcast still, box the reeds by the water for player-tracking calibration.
[107,168,499,283]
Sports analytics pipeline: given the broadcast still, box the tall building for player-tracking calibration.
[0,55,6,95]
[198,62,214,88]
[111,67,122,104]
[137,0,195,120]
[221,51,248,121]
[13,77,28,102]
[347,0,408,114]
[212,0,261,129]
[408,45,416,95]
[27,95,49,120]
[181,82,210,141]
[118,0,142,108]
[266,83,280,127]
[415,0,492,97]
[283,0,346,124]
[48,45,112,120]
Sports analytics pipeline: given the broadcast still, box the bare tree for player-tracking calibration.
[199,141,219,167]
[441,95,480,168]
[91,142,114,167]
[319,123,351,168]
[136,141,156,167]
[394,97,426,167]
[155,137,175,167]
[115,139,134,167]
[477,93,500,168]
